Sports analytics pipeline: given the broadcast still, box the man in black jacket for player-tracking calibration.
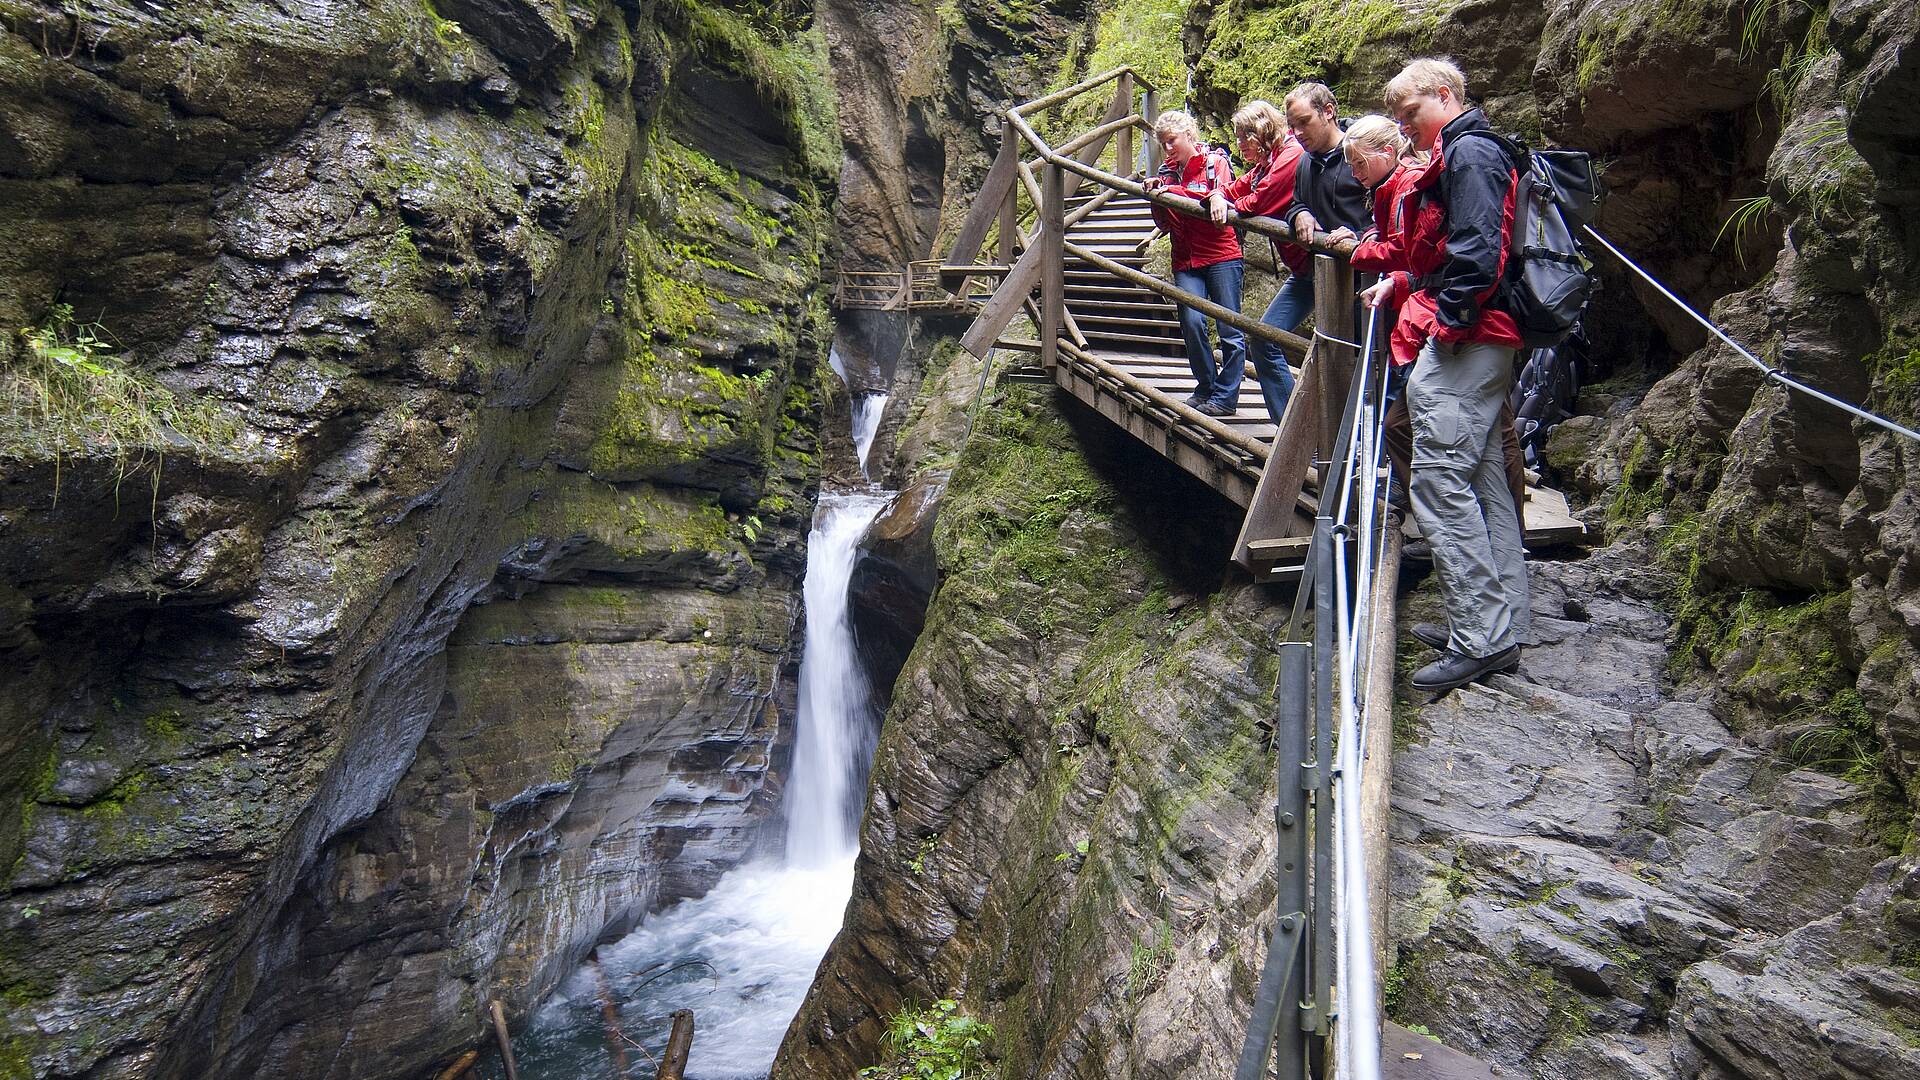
[1280,83,1371,243]
[1367,57,1531,692]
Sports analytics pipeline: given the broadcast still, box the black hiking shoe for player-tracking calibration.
[1409,621,1450,651]
[1196,401,1234,417]
[1410,645,1520,692]
[1402,539,1433,563]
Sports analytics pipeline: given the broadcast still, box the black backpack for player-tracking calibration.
[1508,325,1589,471]
[1456,130,1602,348]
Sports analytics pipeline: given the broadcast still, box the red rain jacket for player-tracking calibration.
[1150,147,1242,271]
[1376,109,1523,366]
[1221,134,1309,274]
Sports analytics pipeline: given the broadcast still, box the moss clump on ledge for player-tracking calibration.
[1193,0,1449,105]
[1,305,243,461]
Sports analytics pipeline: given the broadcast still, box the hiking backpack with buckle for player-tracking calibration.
[1455,130,1603,348]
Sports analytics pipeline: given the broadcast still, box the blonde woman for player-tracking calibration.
[1143,110,1245,416]
[1210,100,1309,420]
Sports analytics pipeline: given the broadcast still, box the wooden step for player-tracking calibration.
[1065,312,1181,333]
[1080,329,1190,350]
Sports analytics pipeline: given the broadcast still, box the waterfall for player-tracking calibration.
[849,394,888,479]
[784,493,889,865]
[510,353,895,1080]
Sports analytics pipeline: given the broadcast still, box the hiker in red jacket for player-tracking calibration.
[1144,110,1245,417]
[1359,58,1530,693]
[1208,100,1307,421]
[1334,116,1528,534]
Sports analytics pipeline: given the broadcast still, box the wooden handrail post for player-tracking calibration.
[1143,87,1162,175]
[1040,160,1065,372]
[998,123,1018,264]
[1313,254,1357,482]
[1115,71,1134,176]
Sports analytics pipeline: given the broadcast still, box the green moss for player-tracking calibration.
[1605,435,1667,535]
[1572,0,1723,91]
[656,0,841,177]
[1194,0,1447,104]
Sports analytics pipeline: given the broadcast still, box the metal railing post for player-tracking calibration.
[1040,160,1065,372]
[1310,515,1336,1047]
[1236,642,1314,1080]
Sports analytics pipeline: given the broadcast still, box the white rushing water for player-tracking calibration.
[785,491,889,864]
[511,491,891,1080]
[849,393,889,479]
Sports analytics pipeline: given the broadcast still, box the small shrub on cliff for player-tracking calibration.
[861,999,996,1080]
[2,304,239,462]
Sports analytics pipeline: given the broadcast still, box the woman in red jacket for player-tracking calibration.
[1207,100,1307,421]
[1144,110,1244,417]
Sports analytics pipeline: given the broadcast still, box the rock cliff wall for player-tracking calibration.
[0,2,837,1077]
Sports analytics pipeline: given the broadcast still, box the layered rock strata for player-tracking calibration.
[0,1,836,1077]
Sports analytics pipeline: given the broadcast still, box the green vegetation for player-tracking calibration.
[1713,195,1776,269]
[1041,0,1191,140]
[861,999,996,1080]
[1194,0,1445,104]
[2,304,240,463]
[655,0,842,177]
[1124,918,1175,1002]
[1572,0,1723,91]
[1868,339,1919,423]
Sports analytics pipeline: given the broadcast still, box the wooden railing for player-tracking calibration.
[950,65,1380,573]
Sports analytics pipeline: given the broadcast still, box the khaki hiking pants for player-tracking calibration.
[1407,337,1531,659]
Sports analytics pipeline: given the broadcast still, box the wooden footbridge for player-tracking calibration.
[880,65,1592,1080]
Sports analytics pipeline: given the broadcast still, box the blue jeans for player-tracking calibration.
[1172,259,1246,407]
[1253,272,1312,420]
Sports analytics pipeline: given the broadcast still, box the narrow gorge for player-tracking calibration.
[2,2,1917,1080]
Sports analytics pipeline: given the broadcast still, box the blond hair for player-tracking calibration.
[1284,82,1336,113]
[1343,114,1409,165]
[1384,58,1467,112]
[1153,110,1202,142]
[1231,100,1287,154]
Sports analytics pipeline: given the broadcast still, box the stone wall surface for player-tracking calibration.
[0,1,837,1077]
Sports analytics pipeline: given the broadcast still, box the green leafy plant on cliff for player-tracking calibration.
[860,999,996,1080]
[1041,0,1191,143]
[2,304,239,464]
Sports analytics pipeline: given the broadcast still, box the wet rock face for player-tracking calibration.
[1389,544,1917,1079]
[850,472,947,700]
[0,1,834,1077]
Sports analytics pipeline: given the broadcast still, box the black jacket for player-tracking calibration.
[1283,122,1371,255]
[1432,108,1517,333]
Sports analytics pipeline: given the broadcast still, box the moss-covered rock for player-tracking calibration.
[0,1,837,1077]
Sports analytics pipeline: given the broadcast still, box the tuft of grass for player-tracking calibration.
[861,999,996,1080]
[2,304,240,464]
[1713,195,1776,269]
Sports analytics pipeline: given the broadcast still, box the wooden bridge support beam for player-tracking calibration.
[999,124,1019,265]
[1144,87,1161,174]
[1312,254,1356,479]
[1040,161,1065,372]
[1115,70,1134,177]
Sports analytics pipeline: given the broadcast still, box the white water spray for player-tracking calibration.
[784,493,889,864]
[849,395,889,479]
